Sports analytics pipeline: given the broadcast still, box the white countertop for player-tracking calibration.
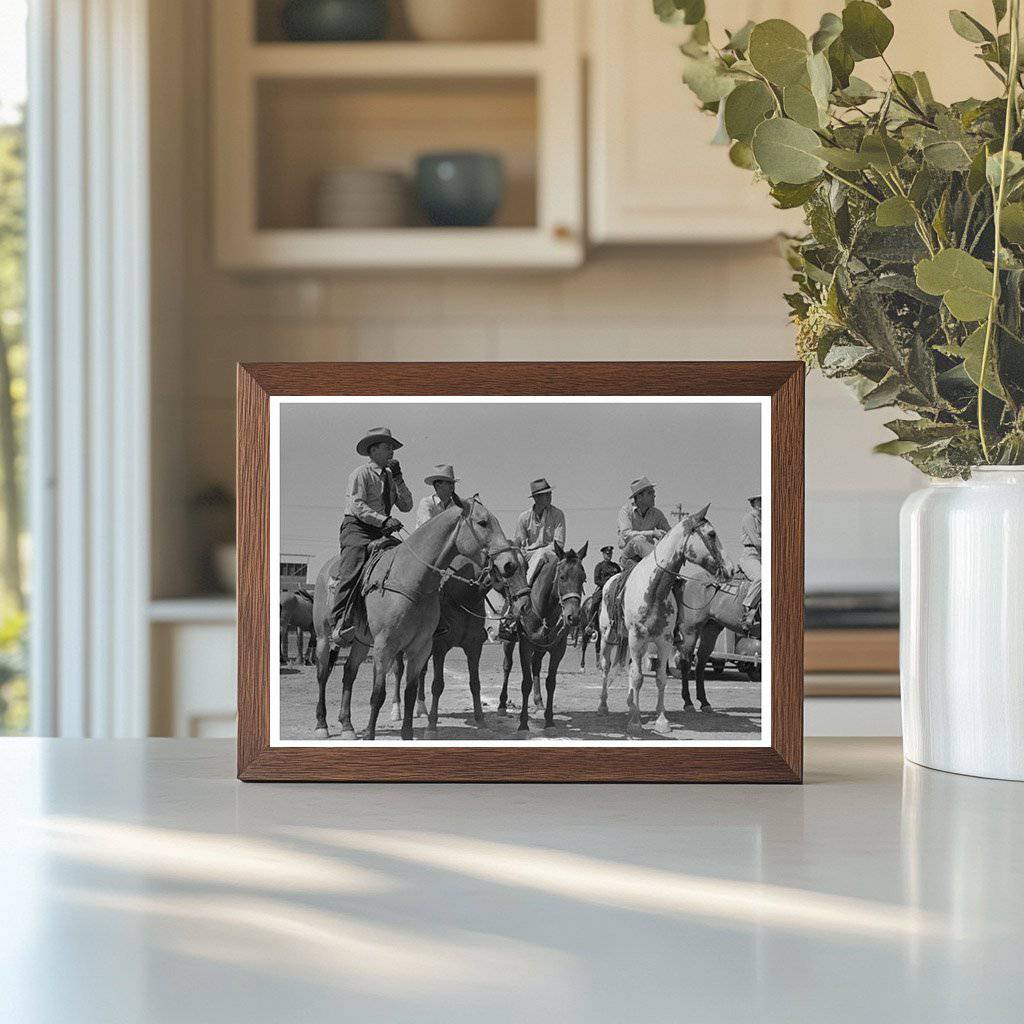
[1,738,1021,1023]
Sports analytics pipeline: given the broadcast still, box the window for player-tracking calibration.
[0,0,27,734]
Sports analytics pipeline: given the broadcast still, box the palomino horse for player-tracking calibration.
[597,507,732,737]
[311,496,528,741]
[387,555,505,735]
[280,589,316,665]
[675,570,758,711]
[498,542,588,732]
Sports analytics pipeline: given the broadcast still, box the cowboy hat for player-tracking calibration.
[356,426,404,457]
[424,464,459,485]
[529,477,553,496]
[629,476,656,498]
[600,545,614,555]
[747,495,761,506]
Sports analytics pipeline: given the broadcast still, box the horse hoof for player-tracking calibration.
[474,715,486,728]
[424,727,438,740]
[339,727,356,740]
[683,703,696,713]
[314,726,329,740]
[626,720,644,739]
[415,700,428,718]
[544,720,557,731]
[359,730,376,742]
[496,705,507,717]
[401,727,414,741]
[653,714,672,735]
[390,703,401,723]
[700,703,714,713]
[598,701,609,715]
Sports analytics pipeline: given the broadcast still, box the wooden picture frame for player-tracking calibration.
[237,362,804,782]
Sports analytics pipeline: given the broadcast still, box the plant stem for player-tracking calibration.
[821,167,879,203]
[979,0,1021,462]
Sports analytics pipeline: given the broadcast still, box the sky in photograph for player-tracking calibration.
[279,399,763,578]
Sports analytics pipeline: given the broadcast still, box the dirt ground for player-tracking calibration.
[278,642,762,742]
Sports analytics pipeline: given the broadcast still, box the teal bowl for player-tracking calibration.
[280,0,388,42]
[415,152,505,228]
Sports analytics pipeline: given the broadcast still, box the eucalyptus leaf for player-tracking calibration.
[860,133,906,172]
[912,71,935,105]
[681,55,737,103]
[729,140,758,169]
[948,10,993,44]
[807,51,833,111]
[915,249,994,321]
[827,35,855,89]
[874,438,921,455]
[993,0,1008,24]
[815,146,872,170]
[724,81,775,143]
[842,1,894,60]
[986,150,1024,190]
[748,19,810,87]
[862,374,902,409]
[958,324,1007,398]
[875,196,918,228]
[770,179,821,209]
[783,83,822,129]
[724,20,755,53]
[810,12,843,54]
[752,117,827,184]
[923,140,973,171]
[999,202,1024,242]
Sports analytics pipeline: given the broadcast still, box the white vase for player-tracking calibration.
[900,467,1024,780]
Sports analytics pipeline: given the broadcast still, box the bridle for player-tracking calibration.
[653,522,730,587]
[402,495,529,603]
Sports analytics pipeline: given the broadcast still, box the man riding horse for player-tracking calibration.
[611,477,690,642]
[593,545,622,589]
[515,477,567,583]
[329,426,413,646]
[739,495,761,631]
[416,464,459,527]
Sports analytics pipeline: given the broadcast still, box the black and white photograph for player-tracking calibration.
[270,396,770,746]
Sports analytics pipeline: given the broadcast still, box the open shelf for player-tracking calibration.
[249,42,544,77]
[213,0,581,268]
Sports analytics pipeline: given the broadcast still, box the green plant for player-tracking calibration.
[661,0,1024,475]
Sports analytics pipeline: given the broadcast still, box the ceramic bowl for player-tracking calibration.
[403,0,534,42]
[315,167,409,228]
[415,152,504,227]
[281,0,388,42]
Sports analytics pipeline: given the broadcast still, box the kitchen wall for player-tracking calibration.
[151,0,919,599]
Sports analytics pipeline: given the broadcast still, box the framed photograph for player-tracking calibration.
[237,362,803,782]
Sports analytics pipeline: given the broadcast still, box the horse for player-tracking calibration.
[576,590,603,669]
[675,569,759,711]
[497,542,588,732]
[597,506,732,737]
[311,495,529,741]
[280,589,316,665]
[384,555,501,732]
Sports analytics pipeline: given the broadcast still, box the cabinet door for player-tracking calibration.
[588,1,814,243]
[588,1,1002,245]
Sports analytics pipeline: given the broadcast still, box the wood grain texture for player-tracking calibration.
[805,629,899,674]
[236,361,805,783]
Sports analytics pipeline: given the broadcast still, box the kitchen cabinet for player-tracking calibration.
[211,0,583,269]
[587,0,999,244]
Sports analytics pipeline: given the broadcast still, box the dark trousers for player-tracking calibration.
[330,516,386,628]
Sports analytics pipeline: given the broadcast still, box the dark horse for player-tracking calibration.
[498,542,588,732]
[280,589,316,665]
[575,590,603,669]
[389,555,511,738]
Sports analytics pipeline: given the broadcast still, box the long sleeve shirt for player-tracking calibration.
[514,504,566,552]
[415,493,454,528]
[344,461,412,529]
[617,502,671,549]
[594,559,622,589]
[741,510,761,556]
